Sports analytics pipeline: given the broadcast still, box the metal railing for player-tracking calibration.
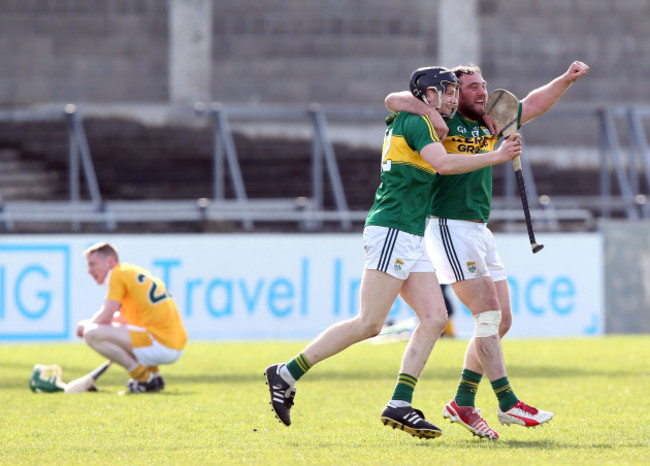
[1,103,649,232]
[0,104,103,231]
[503,106,650,231]
[193,102,354,230]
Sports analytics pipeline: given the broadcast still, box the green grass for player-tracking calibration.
[1,336,648,464]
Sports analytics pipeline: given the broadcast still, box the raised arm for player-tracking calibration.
[421,134,523,175]
[520,61,589,125]
[385,91,449,140]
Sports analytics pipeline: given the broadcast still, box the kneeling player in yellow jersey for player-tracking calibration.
[77,242,188,394]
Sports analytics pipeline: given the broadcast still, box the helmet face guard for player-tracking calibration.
[438,83,459,119]
[409,66,459,119]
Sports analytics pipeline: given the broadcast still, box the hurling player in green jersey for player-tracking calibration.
[265,67,523,439]
[385,61,590,438]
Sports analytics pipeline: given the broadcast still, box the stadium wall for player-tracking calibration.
[0,233,604,342]
[1,0,647,106]
[0,0,648,147]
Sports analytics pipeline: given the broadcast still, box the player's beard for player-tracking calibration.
[459,101,485,121]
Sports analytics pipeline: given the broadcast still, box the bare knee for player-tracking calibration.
[418,307,448,334]
[83,325,109,348]
[437,312,449,333]
[364,320,385,338]
[355,316,385,339]
[499,312,512,337]
[83,326,100,346]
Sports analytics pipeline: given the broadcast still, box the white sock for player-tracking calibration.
[280,364,297,386]
[388,400,411,408]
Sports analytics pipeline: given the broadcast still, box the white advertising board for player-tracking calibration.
[448,233,604,338]
[0,233,603,341]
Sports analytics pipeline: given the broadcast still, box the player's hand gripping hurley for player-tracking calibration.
[486,89,544,254]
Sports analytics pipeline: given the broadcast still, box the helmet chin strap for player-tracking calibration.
[444,104,458,119]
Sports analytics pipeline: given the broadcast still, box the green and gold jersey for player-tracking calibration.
[365,111,440,236]
[430,114,499,222]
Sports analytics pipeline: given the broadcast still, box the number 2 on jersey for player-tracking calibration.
[381,128,392,172]
[137,273,169,304]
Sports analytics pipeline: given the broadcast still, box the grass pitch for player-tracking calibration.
[1,335,648,464]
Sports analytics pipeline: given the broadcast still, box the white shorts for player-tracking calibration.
[363,225,434,280]
[128,325,184,367]
[424,218,507,284]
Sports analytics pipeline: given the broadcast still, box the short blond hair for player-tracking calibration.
[83,242,119,261]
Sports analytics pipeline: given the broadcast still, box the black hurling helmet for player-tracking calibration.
[409,66,459,118]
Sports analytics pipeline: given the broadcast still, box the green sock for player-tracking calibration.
[391,373,418,403]
[286,353,312,382]
[455,369,482,407]
[490,376,519,412]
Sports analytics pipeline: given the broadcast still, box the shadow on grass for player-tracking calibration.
[494,439,647,449]
[252,364,640,381]
[313,437,639,451]
[1,359,640,392]
[3,368,636,389]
